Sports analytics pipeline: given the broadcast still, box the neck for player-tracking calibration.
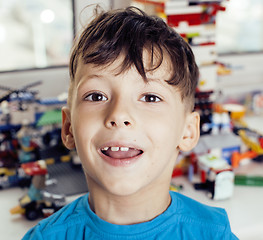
[87,180,171,225]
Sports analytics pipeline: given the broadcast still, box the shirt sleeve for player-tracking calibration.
[22,226,44,240]
[231,232,239,240]
[223,220,239,240]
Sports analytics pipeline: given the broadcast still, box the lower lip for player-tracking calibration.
[98,151,142,167]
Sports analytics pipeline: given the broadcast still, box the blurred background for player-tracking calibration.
[0,0,262,239]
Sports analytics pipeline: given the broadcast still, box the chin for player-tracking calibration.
[105,181,143,197]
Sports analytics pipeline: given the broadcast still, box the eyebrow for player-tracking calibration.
[77,71,165,91]
[77,74,104,85]
[144,77,165,85]
[84,74,103,80]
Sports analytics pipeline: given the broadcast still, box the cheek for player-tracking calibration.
[146,112,184,145]
[71,114,96,151]
[72,106,101,134]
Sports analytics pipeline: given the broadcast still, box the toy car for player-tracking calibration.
[0,167,31,189]
[11,190,66,220]
[10,160,66,220]
[194,153,234,200]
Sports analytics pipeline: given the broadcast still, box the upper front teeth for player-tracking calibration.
[111,147,119,152]
[102,147,129,152]
[120,147,129,151]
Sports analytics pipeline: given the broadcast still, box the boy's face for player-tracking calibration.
[62,54,199,197]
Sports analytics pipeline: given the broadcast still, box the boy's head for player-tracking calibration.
[68,6,199,111]
[62,6,200,199]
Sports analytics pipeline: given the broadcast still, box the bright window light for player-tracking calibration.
[40,9,55,24]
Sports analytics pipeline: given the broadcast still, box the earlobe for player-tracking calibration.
[61,107,75,150]
[178,112,200,152]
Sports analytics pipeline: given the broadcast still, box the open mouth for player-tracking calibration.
[101,146,143,159]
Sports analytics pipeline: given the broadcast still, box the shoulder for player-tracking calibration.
[168,191,238,239]
[171,191,229,225]
[40,193,89,228]
[22,194,90,240]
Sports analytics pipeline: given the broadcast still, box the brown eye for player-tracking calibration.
[141,94,161,103]
[85,92,107,102]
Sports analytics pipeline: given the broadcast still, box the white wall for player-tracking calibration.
[74,0,111,34]
[0,0,131,99]
[74,0,131,33]
[217,53,263,97]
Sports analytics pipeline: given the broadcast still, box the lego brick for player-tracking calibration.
[191,44,217,65]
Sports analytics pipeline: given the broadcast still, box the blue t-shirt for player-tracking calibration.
[22,191,238,239]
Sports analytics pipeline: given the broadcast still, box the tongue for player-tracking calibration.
[105,148,141,159]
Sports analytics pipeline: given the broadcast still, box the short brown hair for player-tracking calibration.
[69,6,199,110]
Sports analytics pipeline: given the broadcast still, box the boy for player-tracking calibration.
[23,6,238,240]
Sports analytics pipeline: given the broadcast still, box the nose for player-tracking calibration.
[108,120,131,127]
[104,99,134,128]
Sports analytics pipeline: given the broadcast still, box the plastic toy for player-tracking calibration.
[231,150,258,168]
[194,90,214,135]
[194,153,234,200]
[0,81,67,131]
[252,92,263,114]
[193,132,242,165]
[238,129,263,155]
[10,160,66,220]
[0,130,19,168]
[17,120,40,163]
[0,81,41,115]
[234,175,263,187]
[201,107,232,135]
[0,166,31,189]
[169,183,183,192]
[222,103,246,120]
[0,130,33,189]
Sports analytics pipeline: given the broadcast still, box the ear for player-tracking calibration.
[178,111,200,152]
[61,107,75,150]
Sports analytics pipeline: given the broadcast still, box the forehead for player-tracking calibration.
[75,50,173,84]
